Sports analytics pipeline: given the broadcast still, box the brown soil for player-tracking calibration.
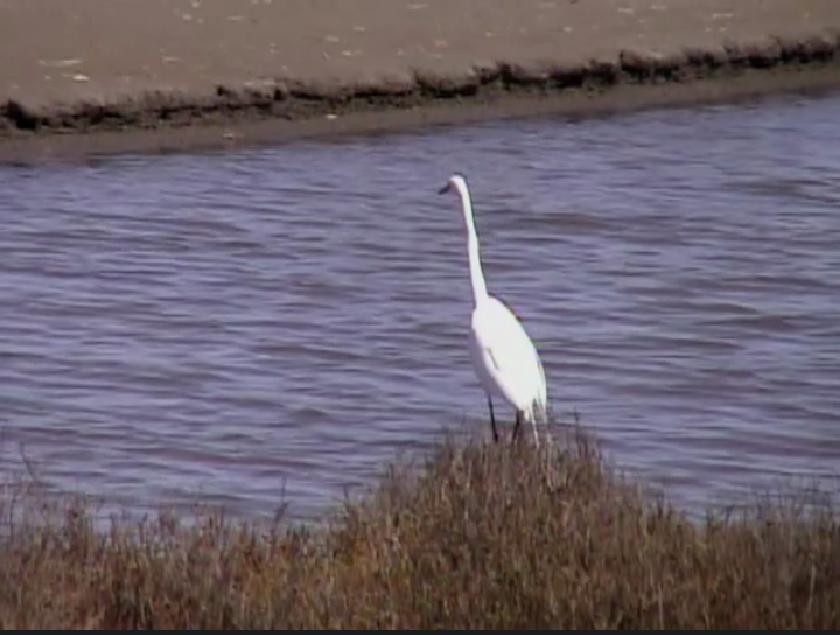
[1,0,840,161]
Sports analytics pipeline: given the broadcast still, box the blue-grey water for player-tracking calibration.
[1,92,839,520]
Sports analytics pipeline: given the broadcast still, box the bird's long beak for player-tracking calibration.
[437,184,449,195]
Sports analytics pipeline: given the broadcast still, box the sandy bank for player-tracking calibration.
[1,0,840,160]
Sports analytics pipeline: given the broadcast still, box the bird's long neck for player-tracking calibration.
[457,183,489,305]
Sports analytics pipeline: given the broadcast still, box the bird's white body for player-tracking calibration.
[469,296,547,423]
[441,174,548,443]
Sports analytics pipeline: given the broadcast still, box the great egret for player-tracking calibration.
[438,173,547,444]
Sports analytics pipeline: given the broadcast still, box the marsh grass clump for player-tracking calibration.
[1,431,838,628]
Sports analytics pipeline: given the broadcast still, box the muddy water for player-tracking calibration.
[1,92,839,520]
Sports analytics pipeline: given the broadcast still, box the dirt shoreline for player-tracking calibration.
[2,0,840,162]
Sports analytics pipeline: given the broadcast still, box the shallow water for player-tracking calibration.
[1,92,839,520]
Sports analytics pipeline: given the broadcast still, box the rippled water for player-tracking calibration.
[1,92,839,520]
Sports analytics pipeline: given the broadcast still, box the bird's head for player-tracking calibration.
[438,173,468,196]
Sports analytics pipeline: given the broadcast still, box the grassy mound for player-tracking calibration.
[1,432,838,628]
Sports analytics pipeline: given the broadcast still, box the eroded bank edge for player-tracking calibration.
[2,31,839,137]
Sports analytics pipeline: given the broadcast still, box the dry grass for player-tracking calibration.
[1,431,838,628]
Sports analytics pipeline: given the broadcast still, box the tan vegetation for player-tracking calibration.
[1,431,838,628]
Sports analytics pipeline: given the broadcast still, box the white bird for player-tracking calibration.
[438,173,548,444]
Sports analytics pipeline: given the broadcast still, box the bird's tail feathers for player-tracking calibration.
[524,399,551,445]
[524,398,548,446]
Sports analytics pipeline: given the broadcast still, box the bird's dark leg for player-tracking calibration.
[511,410,522,442]
[487,396,499,443]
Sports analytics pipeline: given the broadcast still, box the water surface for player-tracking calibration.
[1,92,839,519]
